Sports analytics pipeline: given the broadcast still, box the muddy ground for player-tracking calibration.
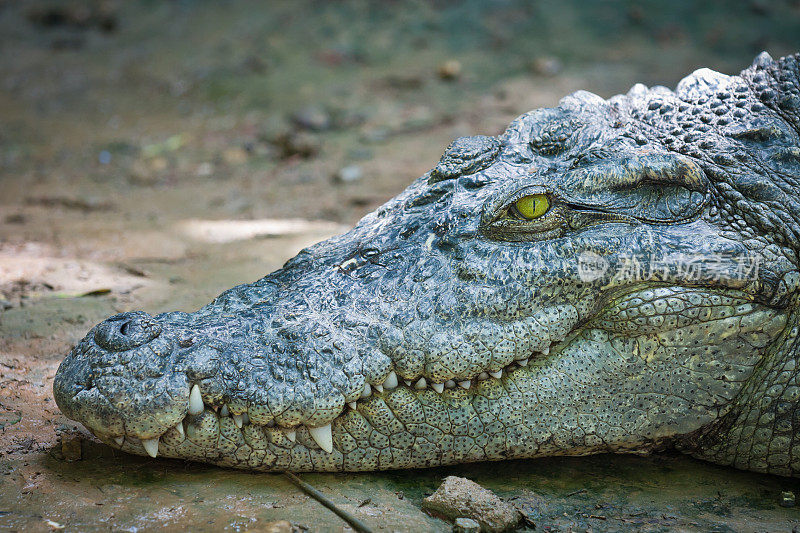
[2,1,800,531]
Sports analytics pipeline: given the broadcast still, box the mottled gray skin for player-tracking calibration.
[55,53,800,476]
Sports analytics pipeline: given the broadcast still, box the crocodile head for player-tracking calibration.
[55,52,800,475]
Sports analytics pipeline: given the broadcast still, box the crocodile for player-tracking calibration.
[54,52,800,476]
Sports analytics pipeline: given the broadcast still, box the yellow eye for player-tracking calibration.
[513,194,550,220]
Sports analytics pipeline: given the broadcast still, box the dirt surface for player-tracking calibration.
[2,1,800,531]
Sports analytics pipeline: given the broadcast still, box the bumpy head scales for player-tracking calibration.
[55,53,800,475]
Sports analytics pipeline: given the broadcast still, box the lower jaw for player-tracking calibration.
[95,287,786,471]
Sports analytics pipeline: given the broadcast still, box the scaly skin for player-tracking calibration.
[54,52,800,475]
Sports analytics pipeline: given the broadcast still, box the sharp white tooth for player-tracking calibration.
[431,382,444,393]
[142,438,159,458]
[404,380,412,387]
[458,380,471,389]
[414,377,426,390]
[175,422,185,438]
[114,436,124,446]
[374,384,384,393]
[518,358,529,366]
[478,372,489,381]
[541,346,550,355]
[489,370,503,379]
[220,405,230,417]
[348,401,357,410]
[309,424,333,453]
[384,371,398,389]
[361,383,372,399]
[188,384,204,415]
[445,380,456,389]
[233,414,244,428]
[285,429,296,442]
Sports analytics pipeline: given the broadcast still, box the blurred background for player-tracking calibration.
[1,1,800,531]
[3,0,800,310]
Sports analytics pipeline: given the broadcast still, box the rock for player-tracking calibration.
[291,105,332,132]
[197,162,214,177]
[453,517,481,533]
[333,165,363,184]
[781,491,796,507]
[422,476,522,532]
[273,131,321,159]
[530,56,562,77]
[438,60,462,81]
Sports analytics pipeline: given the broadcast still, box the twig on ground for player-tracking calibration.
[283,471,374,533]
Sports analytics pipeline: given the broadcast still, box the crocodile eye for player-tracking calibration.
[511,194,550,220]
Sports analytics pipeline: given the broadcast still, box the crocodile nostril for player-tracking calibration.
[94,312,162,351]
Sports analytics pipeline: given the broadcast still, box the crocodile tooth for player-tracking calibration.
[458,380,471,389]
[541,346,550,355]
[233,414,244,428]
[114,436,124,446]
[309,424,333,453]
[220,405,230,417]
[477,372,489,381]
[384,371,398,389]
[489,370,503,379]
[348,401,357,410]
[445,380,456,389]
[414,377,427,390]
[188,384,204,415]
[142,437,159,458]
[285,429,296,442]
[404,379,412,387]
[361,383,372,399]
[175,422,185,438]
[431,382,444,393]
[373,384,384,393]
[517,358,529,366]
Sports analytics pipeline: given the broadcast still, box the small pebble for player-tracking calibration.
[530,56,562,76]
[334,165,363,184]
[197,162,214,177]
[438,59,462,80]
[453,517,481,533]
[291,105,331,132]
[781,491,795,507]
